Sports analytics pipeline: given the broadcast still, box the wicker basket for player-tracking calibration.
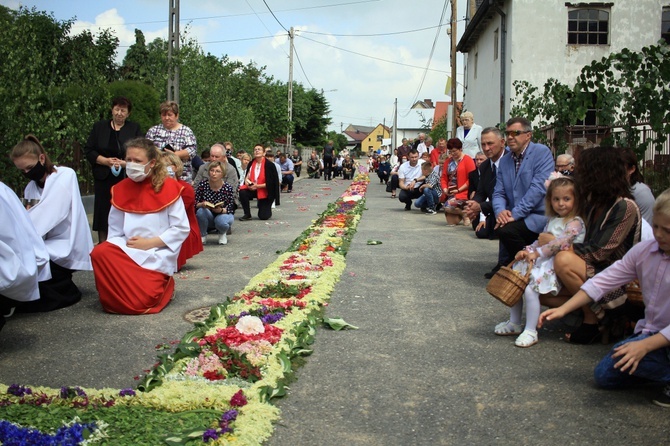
[486,261,533,307]
[625,280,643,305]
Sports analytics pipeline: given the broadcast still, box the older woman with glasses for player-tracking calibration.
[238,144,280,221]
[441,138,476,226]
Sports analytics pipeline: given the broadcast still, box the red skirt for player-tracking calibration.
[91,242,175,315]
[177,183,204,271]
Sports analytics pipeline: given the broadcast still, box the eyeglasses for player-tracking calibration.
[505,130,531,137]
[555,164,571,169]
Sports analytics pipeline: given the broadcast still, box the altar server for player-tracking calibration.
[91,138,189,314]
[10,135,93,312]
[0,182,52,330]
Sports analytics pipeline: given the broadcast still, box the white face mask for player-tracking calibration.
[166,165,175,178]
[126,161,150,182]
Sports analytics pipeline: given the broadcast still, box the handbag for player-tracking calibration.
[486,260,533,307]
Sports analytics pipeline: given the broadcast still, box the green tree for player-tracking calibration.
[121,29,150,81]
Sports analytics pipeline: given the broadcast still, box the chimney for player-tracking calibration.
[424,99,434,108]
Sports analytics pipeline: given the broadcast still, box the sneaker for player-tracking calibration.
[652,385,670,408]
[239,215,252,221]
[218,233,228,245]
[426,208,437,215]
[201,236,207,245]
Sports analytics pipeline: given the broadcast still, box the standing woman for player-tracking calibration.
[91,138,189,315]
[84,96,143,242]
[456,111,483,158]
[162,151,203,269]
[10,135,94,312]
[146,101,198,184]
[238,144,280,221]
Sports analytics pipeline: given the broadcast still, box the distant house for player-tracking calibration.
[342,124,375,154]
[457,0,668,128]
[361,124,391,154]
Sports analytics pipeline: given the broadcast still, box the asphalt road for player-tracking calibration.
[1,174,668,445]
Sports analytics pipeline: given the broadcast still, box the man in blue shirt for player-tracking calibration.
[277,153,295,192]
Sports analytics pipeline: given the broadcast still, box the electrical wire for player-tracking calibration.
[262,0,289,33]
[399,0,449,118]
[293,45,314,89]
[298,35,448,74]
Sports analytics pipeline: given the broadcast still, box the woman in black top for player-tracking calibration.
[84,97,143,242]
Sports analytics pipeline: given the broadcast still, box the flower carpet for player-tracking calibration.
[0,174,369,445]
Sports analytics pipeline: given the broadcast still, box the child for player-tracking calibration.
[494,176,585,347]
[539,188,670,407]
[414,161,442,215]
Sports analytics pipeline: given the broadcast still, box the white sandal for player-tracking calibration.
[494,320,523,336]
[515,329,539,348]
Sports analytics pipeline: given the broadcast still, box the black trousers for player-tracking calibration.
[1,261,82,314]
[398,188,422,208]
[323,155,333,180]
[239,189,273,220]
[495,219,539,263]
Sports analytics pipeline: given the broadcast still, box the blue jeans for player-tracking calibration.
[414,188,439,210]
[594,332,670,389]
[196,208,234,236]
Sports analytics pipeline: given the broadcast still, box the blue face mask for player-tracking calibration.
[111,164,122,177]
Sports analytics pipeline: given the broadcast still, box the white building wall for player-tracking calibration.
[462,0,666,127]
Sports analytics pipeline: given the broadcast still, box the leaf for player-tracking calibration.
[366,240,382,245]
[323,317,359,331]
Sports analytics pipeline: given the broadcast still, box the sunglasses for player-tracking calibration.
[505,130,531,137]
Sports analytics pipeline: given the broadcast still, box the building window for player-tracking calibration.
[494,28,499,60]
[568,9,609,45]
[576,93,598,126]
[663,7,670,45]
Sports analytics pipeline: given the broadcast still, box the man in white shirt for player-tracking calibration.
[397,149,425,211]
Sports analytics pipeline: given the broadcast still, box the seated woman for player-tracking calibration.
[0,182,51,330]
[194,161,235,245]
[539,188,670,407]
[10,135,93,312]
[162,151,203,268]
[387,156,405,198]
[441,138,476,226]
[91,138,189,315]
[342,155,356,180]
[541,147,641,343]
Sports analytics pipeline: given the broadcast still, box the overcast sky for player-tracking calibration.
[1,0,467,132]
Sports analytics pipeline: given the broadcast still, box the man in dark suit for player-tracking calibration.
[465,128,507,278]
[492,117,554,272]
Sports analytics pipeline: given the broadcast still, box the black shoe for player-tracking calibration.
[239,215,252,221]
[404,204,411,211]
[421,207,428,213]
[435,203,443,212]
[484,263,502,279]
[653,385,670,408]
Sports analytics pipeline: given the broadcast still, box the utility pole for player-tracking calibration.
[450,0,458,136]
[286,27,294,150]
[167,0,180,103]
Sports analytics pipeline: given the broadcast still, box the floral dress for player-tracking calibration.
[513,216,586,295]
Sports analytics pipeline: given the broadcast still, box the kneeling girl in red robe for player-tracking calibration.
[91,138,189,314]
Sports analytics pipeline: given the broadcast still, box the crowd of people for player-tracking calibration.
[373,114,669,407]
[1,102,668,408]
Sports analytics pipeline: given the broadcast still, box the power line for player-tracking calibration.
[293,45,314,89]
[298,35,449,74]
[300,23,448,38]
[262,0,289,33]
[70,0,382,28]
[400,0,449,117]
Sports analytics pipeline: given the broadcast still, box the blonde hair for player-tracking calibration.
[545,176,580,220]
[208,160,226,178]
[161,151,184,178]
[460,111,474,121]
[653,188,670,217]
[125,137,167,192]
[159,101,179,116]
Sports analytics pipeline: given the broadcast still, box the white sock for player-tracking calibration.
[523,286,541,334]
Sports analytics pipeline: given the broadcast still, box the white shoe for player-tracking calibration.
[515,329,539,348]
[201,236,207,245]
[218,233,228,245]
[494,320,523,336]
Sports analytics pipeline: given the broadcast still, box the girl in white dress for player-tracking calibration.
[494,176,585,347]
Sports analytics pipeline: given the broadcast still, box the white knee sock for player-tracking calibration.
[509,299,523,325]
[523,286,540,334]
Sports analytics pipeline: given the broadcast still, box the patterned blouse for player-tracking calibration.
[194,179,235,214]
[146,123,198,183]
